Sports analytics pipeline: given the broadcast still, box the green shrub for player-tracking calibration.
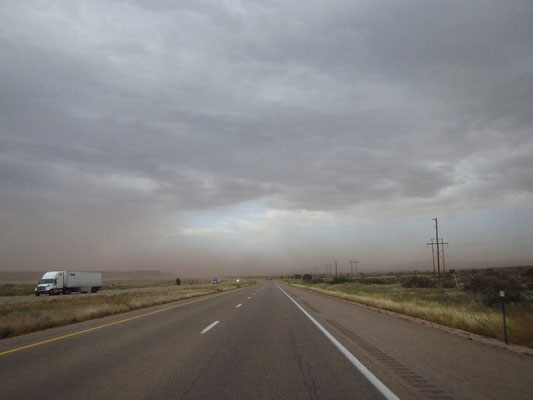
[354,277,398,285]
[0,325,13,339]
[464,275,490,293]
[464,275,524,305]
[176,278,181,286]
[302,273,312,281]
[522,268,533,277]
[400,276,437,288]
[330,275,351,285]
[441,279,457,288]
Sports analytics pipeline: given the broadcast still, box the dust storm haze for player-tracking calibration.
[1,1,532,277]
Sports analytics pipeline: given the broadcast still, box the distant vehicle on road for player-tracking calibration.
[211,278,219,284]
[35,271,102,296]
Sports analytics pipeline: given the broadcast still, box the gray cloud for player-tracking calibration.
[1,1,532,272]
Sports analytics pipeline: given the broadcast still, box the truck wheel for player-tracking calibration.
[35,293,40,296]
[49,290,53,296]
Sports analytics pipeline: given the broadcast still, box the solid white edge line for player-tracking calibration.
[276,284,399,400]
[236,304,242,308]
[200,320,219,334]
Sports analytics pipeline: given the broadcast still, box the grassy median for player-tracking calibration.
[286,270,533,348]
[0,280,256,339]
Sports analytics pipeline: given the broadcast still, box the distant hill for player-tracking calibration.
[0,270,174,283]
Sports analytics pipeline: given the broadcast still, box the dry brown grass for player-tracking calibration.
[0,280,255,339]
[291,283,533,348]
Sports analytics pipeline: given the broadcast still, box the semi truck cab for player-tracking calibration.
[35,271,64,296]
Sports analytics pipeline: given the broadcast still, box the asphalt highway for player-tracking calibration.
[0,281,531,399]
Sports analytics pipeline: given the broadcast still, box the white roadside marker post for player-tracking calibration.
[500,291,508,345]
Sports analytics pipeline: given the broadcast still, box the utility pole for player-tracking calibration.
[427,218,448,281]
[349,259,359,276]
[434,218,440,280]
[335,260,338,278]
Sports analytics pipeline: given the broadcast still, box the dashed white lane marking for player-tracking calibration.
[276,284,399,400]
[235,304,242,308]
[200,320,219,334]
[247,296,251,299]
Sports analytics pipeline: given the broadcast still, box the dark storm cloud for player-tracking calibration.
[1,1,532,270]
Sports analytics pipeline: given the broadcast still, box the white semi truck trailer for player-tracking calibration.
[35,271,102,296]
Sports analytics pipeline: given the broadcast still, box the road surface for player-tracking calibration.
[0,281,531,399]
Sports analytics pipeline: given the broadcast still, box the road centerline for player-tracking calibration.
[0,286,247,357]
[200,321,220,334]
[235,304,242,308]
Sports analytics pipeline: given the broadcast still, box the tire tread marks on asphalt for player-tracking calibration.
[299,299,321,314]
[283,301,320,399]
[325,319,454,400]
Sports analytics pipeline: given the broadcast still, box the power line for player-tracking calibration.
[427,239,436,274]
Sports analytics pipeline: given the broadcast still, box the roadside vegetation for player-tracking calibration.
[0,279,256,339]
[0,284,36,297]
[0,278,217,297]
[285,267,533,348]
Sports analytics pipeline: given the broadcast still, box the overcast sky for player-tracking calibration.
[1,1,532,276]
